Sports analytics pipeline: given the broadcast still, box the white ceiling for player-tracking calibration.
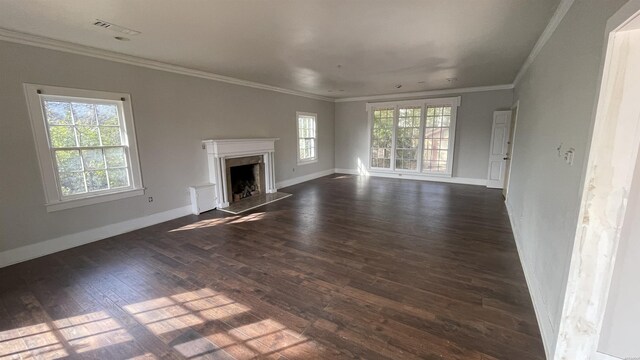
[0,0,560,98]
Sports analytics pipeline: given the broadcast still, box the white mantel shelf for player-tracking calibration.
[202,138,279,208]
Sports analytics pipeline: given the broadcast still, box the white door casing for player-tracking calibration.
[487,110,512,189]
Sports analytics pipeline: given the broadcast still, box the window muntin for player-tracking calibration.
[370,108,394,169]
[297,112,317,164]
[25,84,144,211]
[368,97,459,176]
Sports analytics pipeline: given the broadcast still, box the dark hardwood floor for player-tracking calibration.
[0,174,545,360]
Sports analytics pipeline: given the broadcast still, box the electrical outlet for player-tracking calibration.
[148,197,153,203]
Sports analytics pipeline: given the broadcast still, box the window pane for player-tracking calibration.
[423,106,453,174]
[100,126,122,146]
[55,150,83,172]
[395,106,421,170]
[59,172,86,196]
[82,149,105,170]
[71,103,96,125]
[105,147,127,168]
[44,102,72,125]
[77,126,100,146]
[371,108,394,168]
[96,104,120,126]
[108,168,129,188]
[49,126,77,148]
[86,170,108,191]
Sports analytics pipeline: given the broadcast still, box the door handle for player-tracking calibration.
[503,157,510,160]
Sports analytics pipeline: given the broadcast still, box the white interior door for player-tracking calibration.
[486,110,512,189]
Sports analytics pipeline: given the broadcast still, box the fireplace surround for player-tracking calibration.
[202,138,278,208]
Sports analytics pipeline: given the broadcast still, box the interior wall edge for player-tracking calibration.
[506,199,555,359]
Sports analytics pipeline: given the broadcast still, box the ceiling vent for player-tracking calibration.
[92,19,140,36]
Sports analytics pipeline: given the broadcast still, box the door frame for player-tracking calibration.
[503,100,520,200]
[555,2,640,359]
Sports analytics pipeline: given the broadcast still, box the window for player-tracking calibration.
[296,112,317,164]
[368,97,460,176]
[370,108,394,169]
[24,84,144,211]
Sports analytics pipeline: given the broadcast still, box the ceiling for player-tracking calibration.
[0,0,560,99]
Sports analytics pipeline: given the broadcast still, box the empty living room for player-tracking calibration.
[2,0,640,359]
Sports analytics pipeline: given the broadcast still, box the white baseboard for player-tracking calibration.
[334,168,487,186]
[0,205,192,268]
[506,200,554,359]
[276,168,335,189]
[334,168,359,175]
[593,351,623,360]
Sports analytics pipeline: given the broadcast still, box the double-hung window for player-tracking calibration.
[296,112,318,164]
[368,97,460,176]
[24,84,144,211]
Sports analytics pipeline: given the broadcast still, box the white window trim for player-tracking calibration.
[366,96,460,177]
[296,111,318,165]
[24,84,144,212]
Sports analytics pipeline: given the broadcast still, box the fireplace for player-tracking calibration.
[202,138,279,209]
[226,155,265,203]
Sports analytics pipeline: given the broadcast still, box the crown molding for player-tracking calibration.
[334,84,514,103]
[0,27,334,102]
[513,0,575,86]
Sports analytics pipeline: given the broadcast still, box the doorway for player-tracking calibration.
[486,110,512,189]
[554,3,640,359]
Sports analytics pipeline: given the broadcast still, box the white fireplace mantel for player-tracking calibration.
[202,138,279,208]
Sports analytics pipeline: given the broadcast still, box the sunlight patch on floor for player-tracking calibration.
[124,287,316,359]
[169,212,266,232]
[1,287,320,359]
[0,310,132,359]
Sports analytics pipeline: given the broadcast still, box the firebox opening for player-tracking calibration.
[230,164,261,202]
[225,155,265,204]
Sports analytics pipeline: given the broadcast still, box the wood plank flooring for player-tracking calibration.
[0,174,545,359]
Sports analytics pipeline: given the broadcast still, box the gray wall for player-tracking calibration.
[0,40,335,252]
[509,0,626,356]
[334,90,514,180]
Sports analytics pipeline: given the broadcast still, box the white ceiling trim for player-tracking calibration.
[513,0,575,86]
[335,84,514,103]
[0,27,335,102]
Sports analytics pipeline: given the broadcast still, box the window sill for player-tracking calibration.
[297,159,318,166]
[46,188,145,212]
